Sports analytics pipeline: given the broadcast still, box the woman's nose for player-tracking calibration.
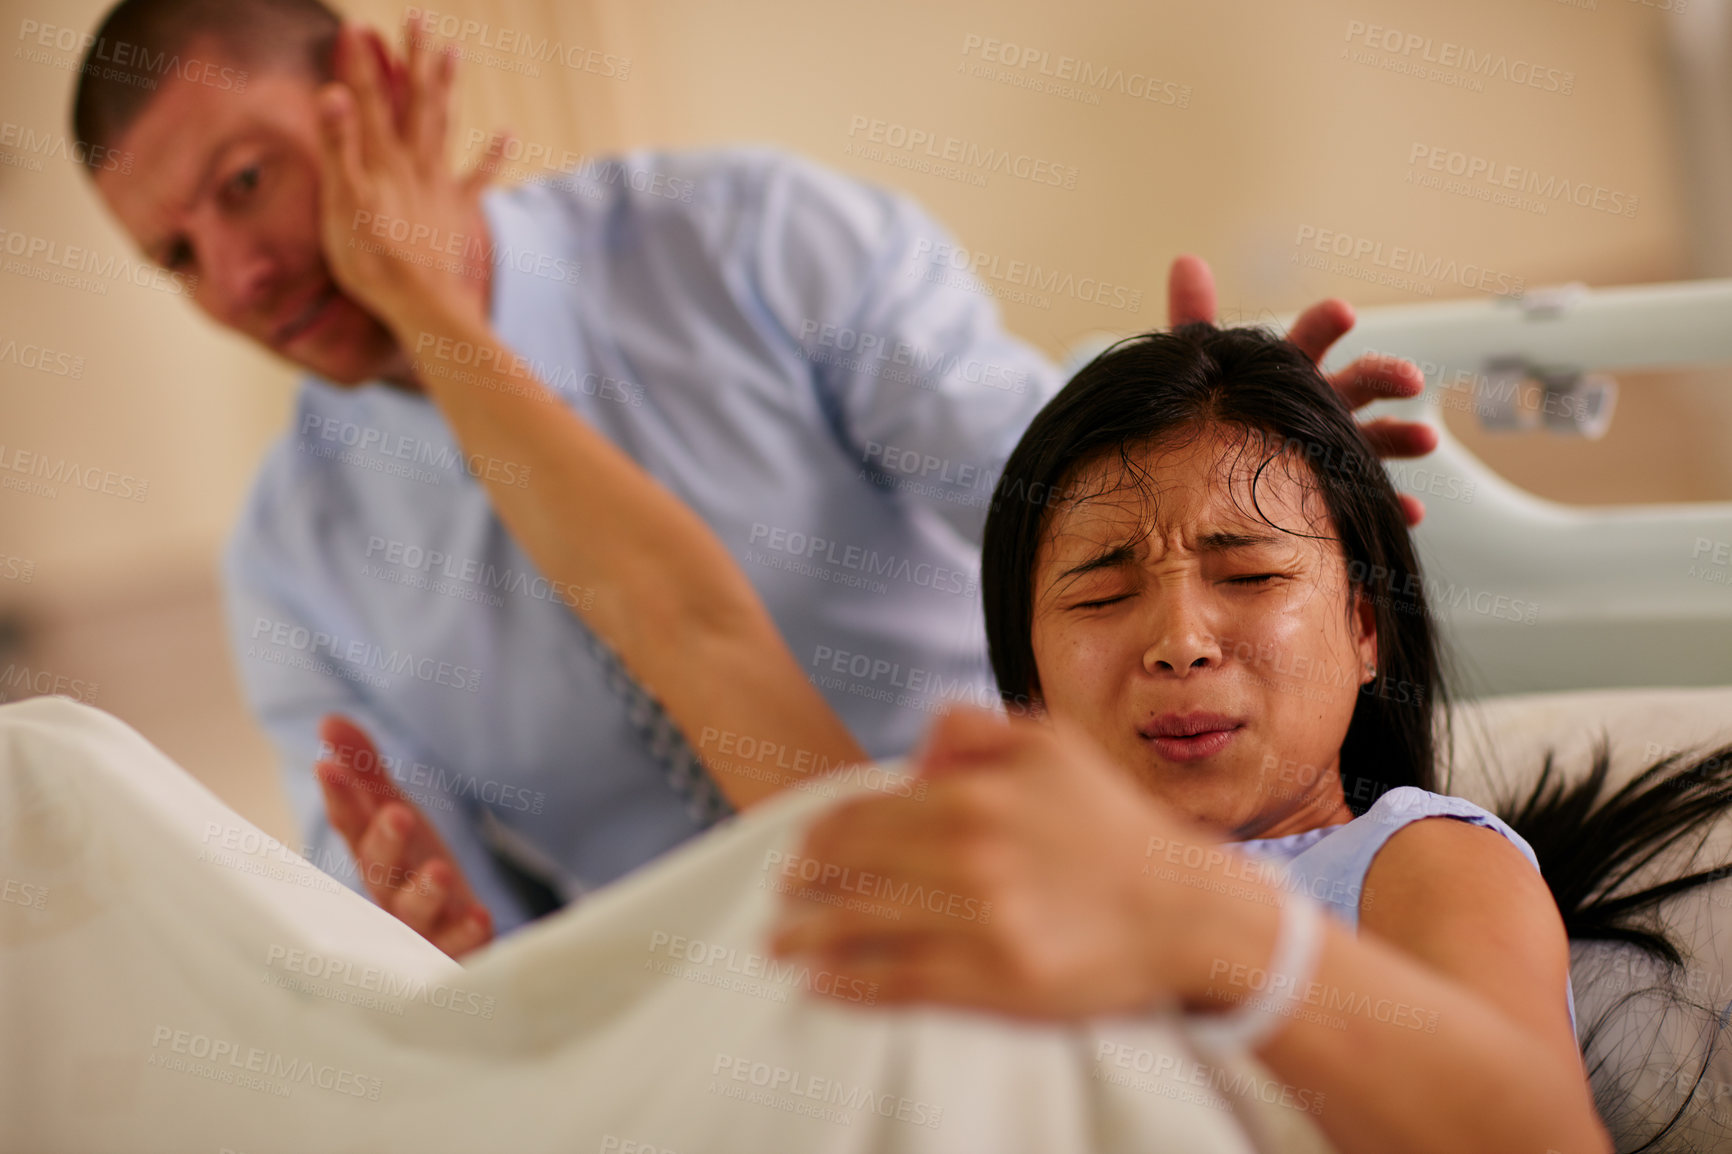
[1140,589,1223,677]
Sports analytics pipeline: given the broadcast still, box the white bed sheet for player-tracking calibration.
[0,697,1334,1154]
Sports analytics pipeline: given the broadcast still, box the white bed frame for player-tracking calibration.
[1069,278,1732,696]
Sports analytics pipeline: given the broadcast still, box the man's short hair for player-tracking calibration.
[71,0,341,168]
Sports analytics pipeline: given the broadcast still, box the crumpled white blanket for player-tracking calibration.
[0,697,1336,1154]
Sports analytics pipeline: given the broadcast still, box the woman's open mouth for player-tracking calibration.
[1138,712,1244,763]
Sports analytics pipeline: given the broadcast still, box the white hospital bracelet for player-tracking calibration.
[1182,893,1325,1059]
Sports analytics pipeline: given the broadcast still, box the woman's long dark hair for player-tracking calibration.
[981,323,1732,1150]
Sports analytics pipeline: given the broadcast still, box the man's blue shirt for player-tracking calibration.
[223,147,1063,933]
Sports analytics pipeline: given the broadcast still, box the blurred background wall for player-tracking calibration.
[0,0,1726,842]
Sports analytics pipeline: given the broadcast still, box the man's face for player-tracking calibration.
[93,36,403,386]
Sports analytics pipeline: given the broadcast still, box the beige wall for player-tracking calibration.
[0,0,1714,838]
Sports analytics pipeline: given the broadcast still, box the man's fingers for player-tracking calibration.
[1328,354,1425,410]
[1398,493,1426,528]
[318,714,383,772]
[400,13,426,142]
[1358,416,1439,460]
[315,758,372,845]
[1166,254,1217,328]
[460,130,512,200]
[392,860,450,933]
[363,25,409,133]
[314,714,391,839]
[316,86,369,211]
[345,26,398,168]
[315,714,401,827]
[432,907,493,959]
[311,713,485,946]
[355,803,415,898]
[427,45,457,165]
[1285,297,1354,364]
[404,17,453,166]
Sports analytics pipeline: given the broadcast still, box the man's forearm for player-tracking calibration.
[389,300,869,807]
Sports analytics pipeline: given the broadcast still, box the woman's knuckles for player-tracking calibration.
[943,833,1016,900]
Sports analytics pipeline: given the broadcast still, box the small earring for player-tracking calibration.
[1364,661,1377,677]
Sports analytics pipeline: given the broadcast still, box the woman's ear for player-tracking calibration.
[1350,583,1379,684]
[1012,685,1048,723]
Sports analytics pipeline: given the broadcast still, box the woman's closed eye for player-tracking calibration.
[1227,573,1278,586]
[1070,593,1130,611]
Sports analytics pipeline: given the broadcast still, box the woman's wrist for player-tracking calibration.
[1146,846,1286,1013]
[1181,892,1325,1058]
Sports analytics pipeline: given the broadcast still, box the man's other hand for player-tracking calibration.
[315,714,493,959]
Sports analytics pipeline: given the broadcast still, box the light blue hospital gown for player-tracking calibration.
[1226,785,1579,1042]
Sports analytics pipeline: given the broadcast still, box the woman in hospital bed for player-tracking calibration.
[9,320,1732,1154]
[458,317,1732,1152]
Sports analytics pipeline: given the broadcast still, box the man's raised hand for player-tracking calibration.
[1166,254,1439,526]
[313,18,506,339]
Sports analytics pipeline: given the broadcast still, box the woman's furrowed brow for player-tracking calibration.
[1052,529,1287,582]
[1196,530,1285,552]
[1055,543,1138,582]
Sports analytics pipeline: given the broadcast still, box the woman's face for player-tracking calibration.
[1029,426,1377,840]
